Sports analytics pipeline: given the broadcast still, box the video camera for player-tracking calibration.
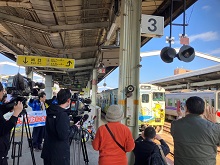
[69,93,91,123]
[4,73,45,111]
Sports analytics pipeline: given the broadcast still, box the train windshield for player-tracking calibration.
[218,93,220,109]
[153,92,165,101]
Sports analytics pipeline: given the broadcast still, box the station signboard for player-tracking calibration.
[17,55,75,69]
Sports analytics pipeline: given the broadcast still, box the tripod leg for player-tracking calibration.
[81,131,89,165]
[11,116,25,165]
[77,139,81,165]
[24,111,36,165]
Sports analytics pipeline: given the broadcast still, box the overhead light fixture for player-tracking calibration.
[35,69,66,74]
[107,23,116,40]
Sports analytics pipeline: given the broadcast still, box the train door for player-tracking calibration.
[139,92,151,123]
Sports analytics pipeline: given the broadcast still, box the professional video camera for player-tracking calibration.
[5,73,45,110]
[69,93,91,123]
[7,73,45,96]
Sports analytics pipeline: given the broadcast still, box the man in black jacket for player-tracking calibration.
[41,89,78,165]
[133,126,170,165]
[0,82,23,165]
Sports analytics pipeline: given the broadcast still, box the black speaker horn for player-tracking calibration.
[160,47,177,63]
[177,45,195,62]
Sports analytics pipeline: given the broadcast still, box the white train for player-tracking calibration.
[165,90,220,123]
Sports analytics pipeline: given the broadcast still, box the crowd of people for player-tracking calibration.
[0,81,220,165]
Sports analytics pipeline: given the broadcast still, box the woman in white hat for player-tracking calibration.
[92,105,135,165]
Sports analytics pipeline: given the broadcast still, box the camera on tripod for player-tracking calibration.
[69,93,91,124]
[4,73,45,113]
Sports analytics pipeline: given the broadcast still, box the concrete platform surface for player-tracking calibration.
[7,134,99,165]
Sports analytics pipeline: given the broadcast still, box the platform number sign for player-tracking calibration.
[141,14,164,37]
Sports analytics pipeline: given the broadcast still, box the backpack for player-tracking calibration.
[148,145,167,165]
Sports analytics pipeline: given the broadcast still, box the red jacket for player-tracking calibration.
[92,122,135,165]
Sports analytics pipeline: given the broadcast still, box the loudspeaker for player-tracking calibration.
[160,47,177,63]
[177,45,195,62]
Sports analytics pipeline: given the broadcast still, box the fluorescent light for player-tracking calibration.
[35,69,66,74]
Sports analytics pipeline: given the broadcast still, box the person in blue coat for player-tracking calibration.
[28,92,46,151]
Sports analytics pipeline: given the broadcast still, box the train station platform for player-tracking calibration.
[8,129,100,165]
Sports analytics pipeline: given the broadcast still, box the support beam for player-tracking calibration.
[74,58,96,66]
[140,48,220,63]
[0,1,32,8]
[4,36,98,54]
[0,13,109,32]
[0,33,23,55]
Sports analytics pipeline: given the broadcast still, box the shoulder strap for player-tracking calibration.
[105,124,126,152]
[157,144,168,165]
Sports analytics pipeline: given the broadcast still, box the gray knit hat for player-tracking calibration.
[105,105,124,122]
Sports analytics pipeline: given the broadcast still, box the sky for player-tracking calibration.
[98,0,220,90]
[1,0,220,90]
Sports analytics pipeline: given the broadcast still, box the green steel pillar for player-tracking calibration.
[118,0,142,164]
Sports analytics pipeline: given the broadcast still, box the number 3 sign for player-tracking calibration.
[141,14,164,38]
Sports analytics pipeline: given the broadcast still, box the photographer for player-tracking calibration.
[0,82,23,165]
[28,92,47,151]
[41,89,78,165]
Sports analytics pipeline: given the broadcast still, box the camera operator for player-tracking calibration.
[41,89,79,165]
[28,92,47,151]
[0,82,23,165]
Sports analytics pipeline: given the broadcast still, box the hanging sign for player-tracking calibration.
[17,55,75,69]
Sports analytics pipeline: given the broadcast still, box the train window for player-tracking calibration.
[204,98,209,106]
[153,92,165,101]
[218,93,220,109]
[167,99,173,106]
[211,99,215,107]
[142,94,149,103]
[174,99,179,107]
[168,99,173,106]
[114,96,117,104]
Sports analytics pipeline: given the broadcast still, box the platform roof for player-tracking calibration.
[0,0,197,90]
[148,64,220,91]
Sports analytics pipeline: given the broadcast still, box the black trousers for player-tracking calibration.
[0,157,8,165]
[32,126,45,148]
[43,159,52,165]
[43,158,70,165]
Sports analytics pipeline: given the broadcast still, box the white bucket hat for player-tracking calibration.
[105,105,124,122]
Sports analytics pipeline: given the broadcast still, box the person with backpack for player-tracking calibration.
[133,126,170,165]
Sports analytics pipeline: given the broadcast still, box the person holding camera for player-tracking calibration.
[28,91,47,151]
[0,82,23,165]
[171,96,220,165]
[41,89,78,165]
[133,126,170,165]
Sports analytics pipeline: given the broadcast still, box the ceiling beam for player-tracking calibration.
[74,58,96,66]
[4,36,98,54]
[0,33,23,55]
[0,1,32,8]
[66,66,93,71]
[0,13,109,32]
